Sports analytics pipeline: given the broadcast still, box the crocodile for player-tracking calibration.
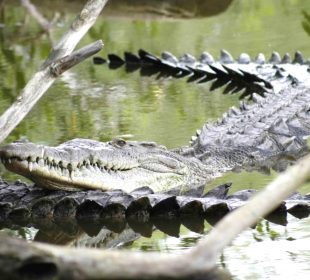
[1,49,310,216]
[1,84,309,192]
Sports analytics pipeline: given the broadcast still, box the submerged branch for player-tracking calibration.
[1,154,310,279]
[0,0,108,144]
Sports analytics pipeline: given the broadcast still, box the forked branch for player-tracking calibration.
[0,0,108,144]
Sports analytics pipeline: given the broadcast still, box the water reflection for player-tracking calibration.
[2,209,309,248]
[223,217,310,279]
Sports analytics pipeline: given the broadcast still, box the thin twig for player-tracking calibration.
[21,0,51,32]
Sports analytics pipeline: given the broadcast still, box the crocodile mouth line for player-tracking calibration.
[0,154,186,191]
[1,154,136,174]
[0,155,186,174]
[0,155,137,189]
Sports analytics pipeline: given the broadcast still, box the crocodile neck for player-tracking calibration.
[179,85,310,172]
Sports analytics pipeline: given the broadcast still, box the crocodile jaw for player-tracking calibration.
[0,139,192,192]
[1,157,186,192]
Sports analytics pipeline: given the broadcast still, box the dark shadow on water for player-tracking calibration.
[0,206,303,247]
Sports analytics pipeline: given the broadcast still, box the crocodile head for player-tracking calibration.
[0,138,209,192]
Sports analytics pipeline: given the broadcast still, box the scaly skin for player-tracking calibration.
[1,50,310,192]
[102,49,310,97]
[0,138,210,192]
[1,85,309,192]
[1,86,310,192]
[184,86,310,170]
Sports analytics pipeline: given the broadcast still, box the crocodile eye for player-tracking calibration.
[111,138,126,148]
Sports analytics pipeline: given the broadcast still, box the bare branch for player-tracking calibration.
[50,40,104,76]
[0,0,108,144]
[42,0,109,68]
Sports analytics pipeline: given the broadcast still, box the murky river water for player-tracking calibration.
[1,0,310,279]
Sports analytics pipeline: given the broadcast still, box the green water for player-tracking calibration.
[1,1,310,279]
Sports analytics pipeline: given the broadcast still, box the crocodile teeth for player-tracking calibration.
[116,163,123,170]
[28,162,33,172]
[112,163,119,170]
[63,169,69,177]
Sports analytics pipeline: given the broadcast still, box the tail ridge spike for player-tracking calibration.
[281,53,291,64]
[220,49,234,64]
[293,51,304,64]
[238,53,251,64]
[255,53,266,64]
[199,52,215,64]
[269,51,281,64]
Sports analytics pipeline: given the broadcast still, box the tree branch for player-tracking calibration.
[50,40,104,76]
[42,0,108,68]
[0,0,108,144]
